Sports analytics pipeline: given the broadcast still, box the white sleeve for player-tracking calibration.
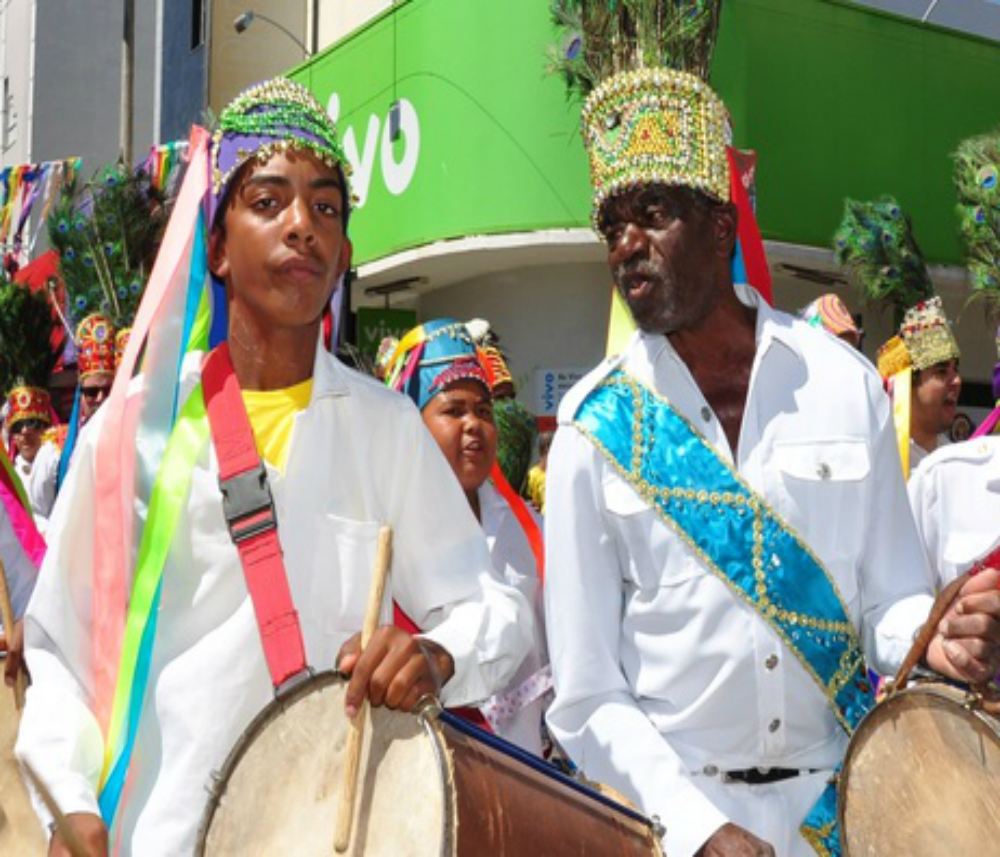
[859,393,934,675]
[0,505,38,620]
[385,404,533,708]
[15,429,106,827]
[544,426,727,857]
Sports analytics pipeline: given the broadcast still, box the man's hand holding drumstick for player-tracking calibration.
[926,566,1000,686]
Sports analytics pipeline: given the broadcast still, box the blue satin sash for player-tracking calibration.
[575,369,874,857]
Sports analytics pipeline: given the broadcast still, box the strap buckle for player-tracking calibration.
[219,462,276,544]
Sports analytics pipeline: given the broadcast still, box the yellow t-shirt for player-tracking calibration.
[241,379,313,472]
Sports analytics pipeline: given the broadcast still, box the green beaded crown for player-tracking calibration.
[211,77,351,215]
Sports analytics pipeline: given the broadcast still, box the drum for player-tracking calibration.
[0,677,46,854]
[197,672,663,856]
[839,681,1000,856]
[840,567,1000,856]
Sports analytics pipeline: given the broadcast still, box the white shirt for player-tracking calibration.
[478,480,551,755]
[0,504,38,622]
[908,435,1000,587]
[544,287,934,857]
[14,440,59,526]
[17,344,532,855]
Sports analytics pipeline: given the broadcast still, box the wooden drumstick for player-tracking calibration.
[0,554,27,710]
[21,760,89,857]
[334,525,392,854]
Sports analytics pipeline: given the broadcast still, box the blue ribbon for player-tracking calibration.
[575,369,874,856]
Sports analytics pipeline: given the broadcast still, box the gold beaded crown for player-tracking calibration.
[549,2,728,227]
[582,68,731,226]
[876,297,960,378]
[899,297,961,373]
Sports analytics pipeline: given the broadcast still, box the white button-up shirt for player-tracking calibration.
[545,287,933,857]
[17,344,532,855]
[908,435,1000,586]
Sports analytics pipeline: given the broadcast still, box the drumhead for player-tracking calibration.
[197,672,449,857]
[840,682,1000,856]
[0,684,46,855]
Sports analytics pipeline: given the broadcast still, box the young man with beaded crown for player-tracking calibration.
[544,5,1000,856]
[16,78,531,856]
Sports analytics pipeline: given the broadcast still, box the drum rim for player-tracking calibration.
[194,670,455,856]
[837,681,1000,857]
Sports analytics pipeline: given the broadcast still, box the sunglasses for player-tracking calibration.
[81,384,112,401]
[11,419,45,434]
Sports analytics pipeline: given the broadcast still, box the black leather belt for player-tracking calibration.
[723,767,816,785]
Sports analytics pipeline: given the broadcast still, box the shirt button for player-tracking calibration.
[700,406,712,422]
[816,462,832,479]
[765,654,779,670]
[702,764,719,776]
[768,718,782,733]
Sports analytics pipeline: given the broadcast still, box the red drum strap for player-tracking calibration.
[203,343,308,688]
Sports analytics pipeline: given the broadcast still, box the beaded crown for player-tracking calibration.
[76,313,116,380]
[211,77,351,225]
[899,297,960,374]
[6,385,52,428]
[876,297,960,378]
[582,68,730,226]
[549,2,729,228]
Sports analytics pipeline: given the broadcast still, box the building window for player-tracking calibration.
[191,0,206,50]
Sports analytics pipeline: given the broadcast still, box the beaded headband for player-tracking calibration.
[211,77,352,226]
[582,68,731,229]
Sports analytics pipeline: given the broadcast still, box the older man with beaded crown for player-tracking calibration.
[544,4,1000,857]
[17,77,531,856]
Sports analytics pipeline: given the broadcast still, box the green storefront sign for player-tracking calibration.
[291,0,1000,268]
[356,307,418,356]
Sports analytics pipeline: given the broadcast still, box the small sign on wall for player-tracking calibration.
[533,368,588,417]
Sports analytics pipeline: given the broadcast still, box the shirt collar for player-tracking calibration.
[310,332,351,399]
[633,284,806,368]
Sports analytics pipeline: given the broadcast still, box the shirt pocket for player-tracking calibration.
[308,512,381,636]
[771,438,870,603]
[602,473,702,589]
[941,531,994,584]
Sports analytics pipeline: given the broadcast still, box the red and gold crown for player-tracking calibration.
[5,385,52,428]
[76,313,117,380]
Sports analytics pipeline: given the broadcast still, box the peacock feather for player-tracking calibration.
[953,129,1000,303]
[833,196,934,314]
[48,160,168,331]
[0,274,59,393]
[548,1,723,99]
